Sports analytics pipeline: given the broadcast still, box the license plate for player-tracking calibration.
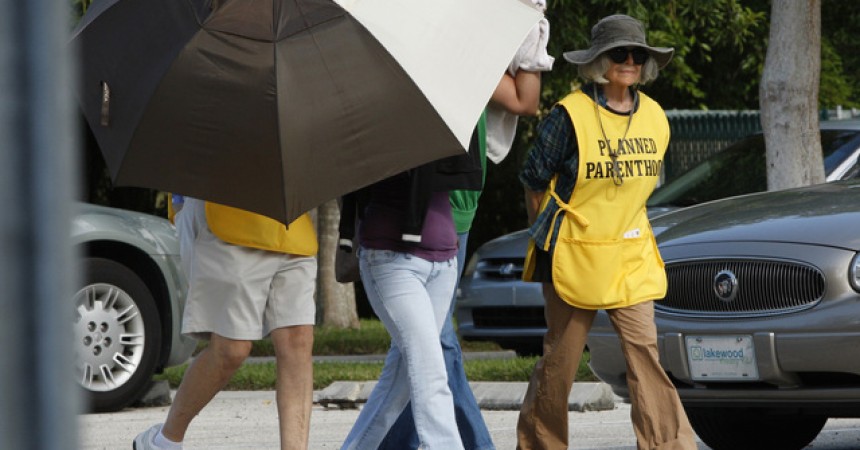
[685,335,759,381]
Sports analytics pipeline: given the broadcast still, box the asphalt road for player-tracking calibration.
[79,386,860,450]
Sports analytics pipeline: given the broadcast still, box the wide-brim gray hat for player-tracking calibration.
[563,14,674,69]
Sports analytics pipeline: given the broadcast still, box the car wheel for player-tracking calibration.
[686,407,827,450]
[73,257,162,412]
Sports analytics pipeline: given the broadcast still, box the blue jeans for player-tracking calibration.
[378,233,495,450]
[341,248,463,450]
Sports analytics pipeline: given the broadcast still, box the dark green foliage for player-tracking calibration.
[821,0,860,109]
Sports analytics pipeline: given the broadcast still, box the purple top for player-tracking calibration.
[359,173,458,262]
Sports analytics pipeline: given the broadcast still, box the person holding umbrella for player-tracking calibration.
[336,153,472,449]
[134,198,318,450]
[337,53,550,445]
[376,3,553,448]
[515,14,696,450]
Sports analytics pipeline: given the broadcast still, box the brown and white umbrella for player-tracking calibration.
[71,0,540,224]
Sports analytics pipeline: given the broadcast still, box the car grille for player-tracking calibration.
[655,259,825,317]
[473,307,546,328]
[476,258,525,280]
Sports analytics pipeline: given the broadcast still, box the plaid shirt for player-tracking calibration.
[519,104,578,251]
[519,85,638,252]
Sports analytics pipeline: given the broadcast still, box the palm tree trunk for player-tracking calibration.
[315,199,359,329]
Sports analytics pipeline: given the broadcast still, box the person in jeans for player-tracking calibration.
[133,197,317,450]
[378,51,548,450]
[516,14,696,450]
[338,165,465,450]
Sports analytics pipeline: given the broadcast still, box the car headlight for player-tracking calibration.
[851,253,860,293]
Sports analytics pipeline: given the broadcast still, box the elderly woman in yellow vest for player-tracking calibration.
[135,197,317,450]
[516,15,696,450]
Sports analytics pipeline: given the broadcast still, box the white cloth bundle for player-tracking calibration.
[486,0,554,164]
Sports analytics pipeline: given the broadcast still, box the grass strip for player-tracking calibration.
[171,318,598,391]
[196,319,506,358]
[155,353,596,391]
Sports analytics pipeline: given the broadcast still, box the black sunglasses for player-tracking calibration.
[606,47,649,65]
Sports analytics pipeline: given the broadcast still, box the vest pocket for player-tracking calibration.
[551,234,664,309]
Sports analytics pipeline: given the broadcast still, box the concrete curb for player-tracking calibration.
[245,350,520,365]
[316,381,616,412]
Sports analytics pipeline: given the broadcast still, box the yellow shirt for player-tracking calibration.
[169,200,318,256]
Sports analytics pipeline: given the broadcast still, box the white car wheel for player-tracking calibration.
[74,257,162,412]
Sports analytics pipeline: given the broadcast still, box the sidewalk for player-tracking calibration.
[107,351,618,449]
[82,382,621,450]
[81,388,642,450]
[80,387,860,450]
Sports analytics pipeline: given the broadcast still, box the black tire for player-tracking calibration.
[686,407,827,450]
[73,257,162,412]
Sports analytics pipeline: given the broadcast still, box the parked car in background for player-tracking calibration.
[456,229,540,355]
[587,179,860,450]
[648,119,860,216]
[72,203,195,412]
[454,121,860,355]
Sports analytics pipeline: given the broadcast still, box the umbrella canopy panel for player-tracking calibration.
[72,0,212,179]
[119,0,463,224]
[339,0,542,150]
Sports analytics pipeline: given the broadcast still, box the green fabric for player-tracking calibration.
[449,111,487,233]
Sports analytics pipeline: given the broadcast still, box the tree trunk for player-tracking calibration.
[315,199,359,329]
[760,0,824,191]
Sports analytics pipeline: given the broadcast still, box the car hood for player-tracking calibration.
[476,229,531,258]
[646,205,681,220]
[653,180,860,251]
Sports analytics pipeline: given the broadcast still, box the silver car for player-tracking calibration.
[455,122,860,355]
[72,203,196,412]
[588,179,860,450]
[646,119,860,217]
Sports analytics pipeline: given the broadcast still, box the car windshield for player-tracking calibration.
[647,129,860,207]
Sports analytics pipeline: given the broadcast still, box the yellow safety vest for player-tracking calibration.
[169,200,318,256]
[526,89,668,309]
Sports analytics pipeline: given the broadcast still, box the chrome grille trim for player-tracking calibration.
[476,258,525,280]
[655,258,825,318]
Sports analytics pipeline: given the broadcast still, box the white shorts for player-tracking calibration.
[176,198,316,340]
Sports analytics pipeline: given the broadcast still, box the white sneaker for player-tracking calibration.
[133,424,164,450]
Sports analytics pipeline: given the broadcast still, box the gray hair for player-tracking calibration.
[577,53,660,85]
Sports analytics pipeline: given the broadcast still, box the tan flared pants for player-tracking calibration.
[516,283,696,450]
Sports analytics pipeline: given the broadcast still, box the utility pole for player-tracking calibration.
[0,0,81,448]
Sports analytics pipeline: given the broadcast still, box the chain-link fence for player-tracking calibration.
[664,108,860,181]
[664,110,762,181]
